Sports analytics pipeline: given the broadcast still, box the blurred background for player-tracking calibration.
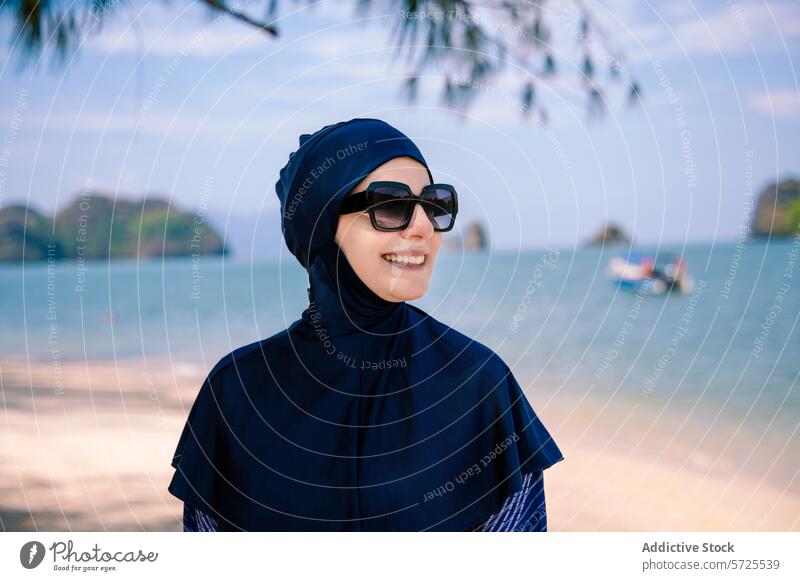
[0,0,797,531]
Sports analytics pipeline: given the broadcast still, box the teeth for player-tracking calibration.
[382,254,425,265]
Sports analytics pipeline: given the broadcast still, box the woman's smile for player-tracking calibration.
[381,250,427,268]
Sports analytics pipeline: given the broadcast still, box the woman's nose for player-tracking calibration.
[402,203,434,238]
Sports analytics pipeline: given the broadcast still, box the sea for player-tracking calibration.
[1,238,798,480]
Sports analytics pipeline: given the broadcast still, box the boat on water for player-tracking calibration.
[606,251,694,295]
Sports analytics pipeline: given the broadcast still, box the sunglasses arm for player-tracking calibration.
[339,191,369,215]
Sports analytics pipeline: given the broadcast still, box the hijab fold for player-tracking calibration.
[169,118,563,530]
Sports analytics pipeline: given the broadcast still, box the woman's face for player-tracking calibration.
[335,156,442,302]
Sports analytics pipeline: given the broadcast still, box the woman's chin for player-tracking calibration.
[383,280,429,302]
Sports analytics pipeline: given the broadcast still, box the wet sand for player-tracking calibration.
[1,358,797,531]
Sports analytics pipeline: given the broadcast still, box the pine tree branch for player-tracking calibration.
[198,0,280,36]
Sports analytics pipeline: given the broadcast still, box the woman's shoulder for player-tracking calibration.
[406,304,512,379]
[204,327,295,384]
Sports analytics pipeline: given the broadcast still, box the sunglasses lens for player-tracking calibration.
[371,185,413,229]
[421,187,456,230]
[364,184,457,231]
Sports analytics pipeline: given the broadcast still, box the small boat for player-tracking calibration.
[606,252,694,295]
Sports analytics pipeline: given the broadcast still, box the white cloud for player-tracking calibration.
[574,0,800,64]
[297,18,390,61]
[83,0,387,60]
[0,109,322,142]
[668,0,800,57]
[749,89,800,119]
[85,15,272,58]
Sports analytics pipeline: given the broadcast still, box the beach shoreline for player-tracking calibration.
[1,357,797,532]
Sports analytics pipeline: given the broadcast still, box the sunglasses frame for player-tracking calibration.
[339,181,459,232]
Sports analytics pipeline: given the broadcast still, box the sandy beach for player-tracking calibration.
[1,357,797,532]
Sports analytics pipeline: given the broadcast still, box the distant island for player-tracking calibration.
[751,178,800,238]
[0,193,227,262]
[584,178,800,247]
[586,222,632,247]
[443,221,488,252]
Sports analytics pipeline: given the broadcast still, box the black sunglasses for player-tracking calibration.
[339,181,458,232]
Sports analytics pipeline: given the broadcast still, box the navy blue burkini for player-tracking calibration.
[168,118,564,531]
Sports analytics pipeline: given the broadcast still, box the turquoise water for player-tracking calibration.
[1,239,798,442]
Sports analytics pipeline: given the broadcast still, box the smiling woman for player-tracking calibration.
[168,118,563,531]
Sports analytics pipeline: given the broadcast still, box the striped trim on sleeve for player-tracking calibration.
[477,471,547,532]
[183,503,220,532]
[182,471,546,532]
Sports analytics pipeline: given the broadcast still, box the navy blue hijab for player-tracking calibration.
[168,118,563,531]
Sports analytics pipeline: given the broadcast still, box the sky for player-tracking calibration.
[1,0,799,256]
